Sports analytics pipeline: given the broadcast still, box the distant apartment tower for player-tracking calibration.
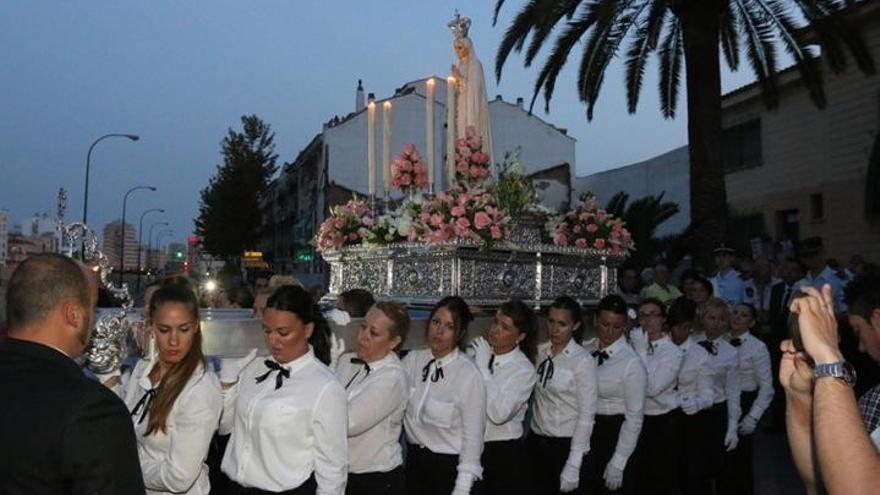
[22,212,57,236]
[103,220,138,271]
[0,210,8,266]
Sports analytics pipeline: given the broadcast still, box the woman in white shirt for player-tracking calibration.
[334,301,410,495]
[630,298,684,495]
[583,295,646,494]
[720,303,773,495]
[689,297,741,495]
[219,284,348,495]
[528,296,598,494]
[118,283,222,495]
[470,299,537,495]
[403,296,487,495]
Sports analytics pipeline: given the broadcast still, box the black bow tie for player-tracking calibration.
[255,360,290,390]
[730,337,743,347]
[131,388,156,425]
[488,354,496,374]
[345,357,372,389]
[698,340,718,356]
[422,358,444,382]
[592,349,610,365]
[537,355,554,387]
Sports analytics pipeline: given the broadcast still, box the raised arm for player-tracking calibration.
[453,368,487,495]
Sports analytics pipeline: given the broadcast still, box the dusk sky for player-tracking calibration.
[0,1,755,247]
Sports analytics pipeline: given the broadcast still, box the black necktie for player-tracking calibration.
[537,355,555,387]
[255,360,290,390]
[131,388,156,425]
[648,342,656,355]
[730,337,743,347]
[345,357,371,389]
[698,340,718,356]
[592,349,609,365]
[488,354,496,374]
[421,359,444,382]
[782,285,792,311]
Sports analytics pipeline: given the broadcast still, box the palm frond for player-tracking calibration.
[732,0,780,108]
[496,0,544,82]
[658,16,682,119]
[719,2,740,71]
[624,0,667,114]
[606,191,629,217]
[524,1,587,67]
[791,0,875,75]
[493,0,508,26]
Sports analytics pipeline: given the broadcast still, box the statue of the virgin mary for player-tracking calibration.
[448,13,494,163]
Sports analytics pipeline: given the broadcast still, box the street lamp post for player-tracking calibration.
[155,230,174,273]
[82,133,140,225]
[119,186,157,285]
[136,208,164,292]
[146,221,169,277]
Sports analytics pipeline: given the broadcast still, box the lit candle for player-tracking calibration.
[425,78,435,190]
[446,76,456,186]
[367,100,376,196]
[383,101,393,194]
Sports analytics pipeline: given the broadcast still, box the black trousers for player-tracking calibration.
[681,402,727,495]
[720,391,759,495]
[482,438,530,495]
[526,432,572,495]
[227,476,316,495]
[633,409,683,495]
[581,414,637,495]
[347,466,405,495]
[405,444,484,495]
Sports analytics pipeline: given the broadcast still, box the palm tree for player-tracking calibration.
[606,191,680,266]
[494,0,874,264]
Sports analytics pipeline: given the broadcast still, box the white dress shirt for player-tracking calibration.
[220,347,348,495]
[693,332,741,431]
[676,336,715,413]
[335,351,408,474]
[121,360,222,495]
[403,348,487,481]
[530,339,598,463]
[710,269,746,306]
[727,332,774,422]
[589,336,647,470]
[480,347,536,442]
[632,332,684,416]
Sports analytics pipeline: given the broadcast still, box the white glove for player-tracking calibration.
[324,308,351,326]
[220,349,258,384]
[680,395,699,415]
[724,428,739,451]
[451,472,473,495]
[95,368,122,388]
[738,414,759,436]
[603,462,624,491]
[471,337,492,372]
[559,462,580,492]
[451,488,469,495]
[329,331,346,369]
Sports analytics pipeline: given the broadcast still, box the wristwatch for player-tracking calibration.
[814,361,857,386]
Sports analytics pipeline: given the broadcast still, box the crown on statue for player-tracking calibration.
[447,11,471,39]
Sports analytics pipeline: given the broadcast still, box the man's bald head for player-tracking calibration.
[6,254,93,329]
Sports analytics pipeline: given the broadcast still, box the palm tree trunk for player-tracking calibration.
[678,0,727,268]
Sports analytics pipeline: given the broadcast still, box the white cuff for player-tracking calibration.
[565,449,586,470]
[457,462,483,480]
[454,471,474,491]
[610,453,629,471]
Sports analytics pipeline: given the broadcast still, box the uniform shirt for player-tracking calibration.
[122,360,222,495]
[710,269,746,306]
[530,339,598,461]
[800,265,848,313]
[726,332,774,422]
[693,332,741,431]
[632,332,684,416]
[589,336,647,470]
[403,348,486,480]
[335,351,408,474]
[676,336,715,413]
[480,347,536,442]
[220,348,348,495]
[742,277,781,311]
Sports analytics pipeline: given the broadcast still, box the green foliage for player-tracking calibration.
[196,115,278,259]
[495,148,536,217]
[605,191,679,267]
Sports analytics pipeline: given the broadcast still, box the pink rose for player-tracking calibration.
[575,238,588,249]
[361,216,374,227]
[456,161,469,173]
[474,211,491,230]
[465,126,476,138]
[586,223,598,233]
[456,217,471,230]
[430,214,444,226]
[490,225,502,239]
[404,143,416,155]
[451,205,466,217]
[554,233,569,246]
[593,238,606,250]
[572,224,583,234]
[400,174,412,186]
[348,232,359,241]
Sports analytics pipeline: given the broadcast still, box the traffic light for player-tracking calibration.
[175,250,184,260]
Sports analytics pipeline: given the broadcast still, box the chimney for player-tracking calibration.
[356,79,365,111]
[516,97,524,108]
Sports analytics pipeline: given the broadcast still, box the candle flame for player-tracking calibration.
[383,101,392,109]
[426,78,435,88]
[447,76,456,84]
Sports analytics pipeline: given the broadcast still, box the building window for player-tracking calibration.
[723,119,763,172]
[776,209,800,243]
[810,193,824,221]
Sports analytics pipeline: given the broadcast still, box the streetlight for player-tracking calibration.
[147,221,169,275]
[155,230,174,272]
[119,186,157,284]
[82,133,140,225]
[136,208,164,292]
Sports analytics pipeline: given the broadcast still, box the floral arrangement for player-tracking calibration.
[390,144,429,193]
[454,125,492,187]
[549,192,634,255]
[365,196,424,245]
[495,147,537,217]
[314,196,373,251]
[412,185,510,246]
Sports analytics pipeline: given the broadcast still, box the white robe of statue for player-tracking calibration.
[452,36,494,164]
